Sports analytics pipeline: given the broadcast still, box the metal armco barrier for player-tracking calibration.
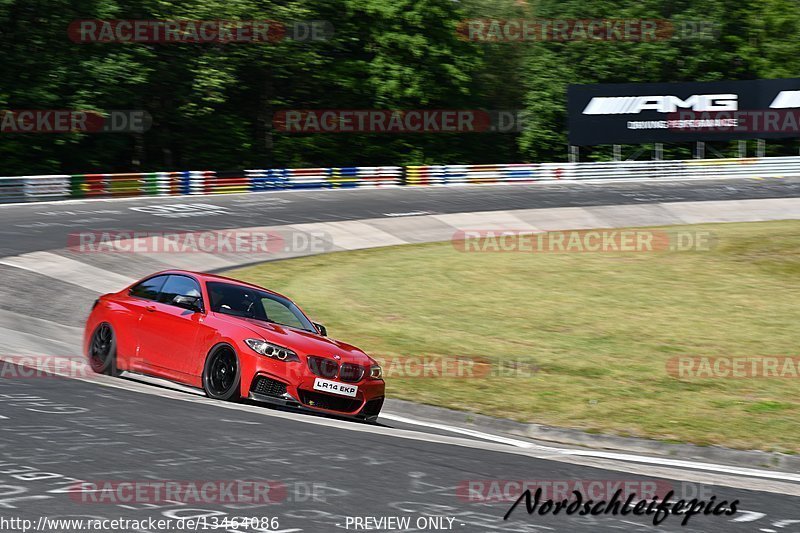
[22,175,70,201]
[247,167,402,190]
[3,157,800,203]
[0,167,403,203]
[407,157,800,185]
[406,164,539,185]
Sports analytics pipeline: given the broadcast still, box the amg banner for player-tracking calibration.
[567,78,800,145]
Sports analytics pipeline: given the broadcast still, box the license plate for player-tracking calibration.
[313,378,358,397]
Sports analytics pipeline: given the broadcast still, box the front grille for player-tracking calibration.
[307,356,339,378]
[362,397,384,418]
[299,390,362,413]
[251,376,288,397]
[339,363,365,383]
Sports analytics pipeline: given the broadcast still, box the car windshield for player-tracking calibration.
[206,281,315,333]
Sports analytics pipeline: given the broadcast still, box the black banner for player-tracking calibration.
[567,78,800,145]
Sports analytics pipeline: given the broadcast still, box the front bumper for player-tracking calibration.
[246,372,385,422]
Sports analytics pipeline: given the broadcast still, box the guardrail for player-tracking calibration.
[0,167,403,204]
[2,157,800,203]
[406,157,800,184]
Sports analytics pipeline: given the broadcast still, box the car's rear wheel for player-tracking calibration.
[88,323,120,376]
[203,344,241,401]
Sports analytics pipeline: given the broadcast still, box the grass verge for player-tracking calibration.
[227,220,800,452]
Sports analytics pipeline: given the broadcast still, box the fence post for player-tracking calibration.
[569,145,579,163]
[695,142,705,159]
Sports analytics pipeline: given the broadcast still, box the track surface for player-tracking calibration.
[2,177,799,256]
[1,178,799,532]
[2,366,798,533]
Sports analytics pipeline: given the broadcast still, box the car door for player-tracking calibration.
[137,274,205,381]
[120,274,170,371]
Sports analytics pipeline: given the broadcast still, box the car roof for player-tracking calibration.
[148,270,290,300]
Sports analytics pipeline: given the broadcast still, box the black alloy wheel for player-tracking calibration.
[88,323,119,376]
[203,345,241,401]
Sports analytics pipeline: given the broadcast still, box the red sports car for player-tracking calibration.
[84,270,385,421]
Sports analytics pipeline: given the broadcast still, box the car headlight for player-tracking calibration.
[245,339,300,362]
[369,364,383,380]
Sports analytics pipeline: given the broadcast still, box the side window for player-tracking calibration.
[129,275,168,301]
[159,275,203,307]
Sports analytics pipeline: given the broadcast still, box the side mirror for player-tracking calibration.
[313,322,328,337]
[173,295,203,312]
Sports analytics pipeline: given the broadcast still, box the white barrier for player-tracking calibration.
[408,157,800,184]
[3,157,800,203]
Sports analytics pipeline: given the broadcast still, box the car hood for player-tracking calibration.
[214,313,375,366]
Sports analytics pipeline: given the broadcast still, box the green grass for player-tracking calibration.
[227,220,800,452]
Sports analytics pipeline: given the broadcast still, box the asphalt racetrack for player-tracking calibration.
[0,177,799,532]
[2,176,799,256]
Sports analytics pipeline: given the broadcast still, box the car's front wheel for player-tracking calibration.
[88,322,120,376]
[202,344,241,401]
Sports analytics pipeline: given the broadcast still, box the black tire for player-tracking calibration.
[202,344,241,401]
[88,322,120,376]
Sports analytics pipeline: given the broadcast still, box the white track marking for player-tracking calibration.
[1,197,799,496]
[2,352,799,493]
[0,251,135,292]
[732,510,767,522]
[380,413,553,450]
[120,371,205,396]
[220,418,261,425]
[773,519,800,527]
[382,413,800,483]
[561,450,800,483]
[383,211,431,217]
[61,373,800,492]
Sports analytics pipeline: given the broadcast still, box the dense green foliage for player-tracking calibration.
[1,0,799,174]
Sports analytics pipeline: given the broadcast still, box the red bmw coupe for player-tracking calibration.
[84,270,385,421]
